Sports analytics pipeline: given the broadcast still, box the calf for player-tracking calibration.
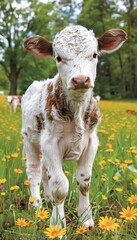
[6,95,22,112]
[22,25,127,228]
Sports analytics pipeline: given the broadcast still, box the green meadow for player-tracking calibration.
[0,95,137,240]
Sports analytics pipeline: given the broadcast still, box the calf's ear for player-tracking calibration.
[98,29,127,53]
[24,36,53,58]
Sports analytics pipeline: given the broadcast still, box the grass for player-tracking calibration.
[0,94,137,239]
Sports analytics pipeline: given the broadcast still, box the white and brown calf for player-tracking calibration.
[6,95,22,112]
[22,25,127,229]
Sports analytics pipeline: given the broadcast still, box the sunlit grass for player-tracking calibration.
[0,95,137,239]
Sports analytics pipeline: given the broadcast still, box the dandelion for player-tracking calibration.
[133,178,137,186]
[44,225,66,239]
[14,168,23,174]
[37,208,50,221]
[98,216,119,232]
[0,178,7,185]
[76,225,87,234]
[16,218,28,227]
[113,176,119,181]
[115,188,123,192]
[128,195,137,204]
[119,206,137,221]
[64,170,69,175]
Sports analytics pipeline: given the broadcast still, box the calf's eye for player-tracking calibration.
[56,56,62,62]
[93,53,97,59]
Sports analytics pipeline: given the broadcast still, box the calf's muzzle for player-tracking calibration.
[71,75,91,89]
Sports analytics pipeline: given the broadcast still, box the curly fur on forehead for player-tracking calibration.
[53,25,97,56]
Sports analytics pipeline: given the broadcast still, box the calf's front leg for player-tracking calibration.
[41,133,69,228]
[76,132,98,228]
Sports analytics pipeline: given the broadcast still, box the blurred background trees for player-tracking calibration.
[0,0,137,98]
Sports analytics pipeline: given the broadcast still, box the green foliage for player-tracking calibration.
[78,0,137,98]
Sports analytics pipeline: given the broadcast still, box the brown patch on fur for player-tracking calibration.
[46,83,54,120]
[36,113,44,133]
[52,190,67,204]
[76,181,79,186]
[84,177,90,182]
[79,184,90,196]
[84,97,101,130]
[46,78,74,121]
[80,173,85,177]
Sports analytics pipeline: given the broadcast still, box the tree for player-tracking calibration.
[77,0,137,98]
[0,0,54,95]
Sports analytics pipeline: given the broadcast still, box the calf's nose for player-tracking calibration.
[71,75,90,89]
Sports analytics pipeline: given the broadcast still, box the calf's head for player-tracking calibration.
[24,25,127,94]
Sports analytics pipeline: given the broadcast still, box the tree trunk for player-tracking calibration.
[9,68,18,95]
[118,52,126,95]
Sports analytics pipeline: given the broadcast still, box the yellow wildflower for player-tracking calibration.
[128,195,137,204]
[0,178,7,185]
[24,180,30,186]
[44,225,66,239]
[10,185,20,191]
[16,218,28,227]
[98,216,119,232]
[120,163,128,169]
[101,177,107,182]
[29,197,36,204]
[124,160,132,164]
[21,156,27,161]
[113,176,119,181]
[102,195,107,200]
[133,179,137,186]
[11,153,18,158]
[1,192,6,196]
[106,149,114,153]
[119,206,137,221]
[37,208,50,221]
[115,188,123,192]
[14,168,23,174]
[76,225,87,234]
[98,160,106,166]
